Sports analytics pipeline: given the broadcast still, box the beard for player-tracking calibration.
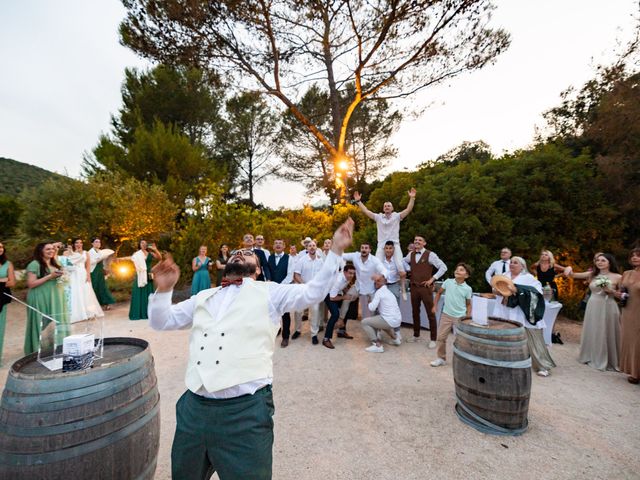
[223,261,257,277]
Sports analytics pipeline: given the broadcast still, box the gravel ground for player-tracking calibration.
[1,301,638,480]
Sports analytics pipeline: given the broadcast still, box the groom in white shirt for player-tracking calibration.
[148,219,354,480]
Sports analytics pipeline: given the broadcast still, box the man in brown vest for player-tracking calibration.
[403,234,447,347]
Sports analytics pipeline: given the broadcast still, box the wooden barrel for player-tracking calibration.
[453,317,531,436]
[0,337,160,479]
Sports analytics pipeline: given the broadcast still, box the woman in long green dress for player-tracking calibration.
[129,240,161,320]
[191,245,212,295]
[0,242,16,366]
[25,242,71,355]
[89,238,115,308]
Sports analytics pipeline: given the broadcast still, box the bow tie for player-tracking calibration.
[221,277,244,288]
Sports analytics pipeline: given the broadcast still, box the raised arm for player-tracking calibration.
[399,188,416,219]
[270,219,354,315]
[148,254,195,330]
[353,191,376,220]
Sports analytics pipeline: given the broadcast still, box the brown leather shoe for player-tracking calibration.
[280,338,289,348]
[322,339,335,349]
[337,332,354,339]
[628,376,639,384]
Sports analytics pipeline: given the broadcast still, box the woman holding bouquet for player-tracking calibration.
[567,253,621,371]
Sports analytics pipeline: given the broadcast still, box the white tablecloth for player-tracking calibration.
[469,296,562,345]
[399,293,561,344]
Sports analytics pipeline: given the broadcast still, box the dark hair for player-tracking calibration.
[33,242,60,278]
[218,244,229,259]
[0,243,6,265]
[360,242,371,248]
[138,239,146,250]
[414,234,426,242]
[456,262,472,276]
[384,240,395,247]
[344,264,356,272]
[629,248,640,261]
[91,237,100,243]
[71,238,83,252]
[594,253,619,275]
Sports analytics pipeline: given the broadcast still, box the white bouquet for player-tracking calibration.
[594,275,612,289]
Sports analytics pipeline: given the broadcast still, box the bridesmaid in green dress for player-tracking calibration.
[191,245,212,295]
[25,242,71,355]
[129,240,161,320]
[89,238,115,309]
[0,242,16,366]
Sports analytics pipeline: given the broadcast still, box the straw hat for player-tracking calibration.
[491,275,515,297]
[301,237,314,247]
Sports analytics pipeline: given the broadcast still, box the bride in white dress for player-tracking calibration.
[67,239,104,323]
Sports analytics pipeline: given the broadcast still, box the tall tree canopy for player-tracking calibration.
[120,0,509,200]
[83,64,232,206]
[279,84,401,202]
[220,91,280,206]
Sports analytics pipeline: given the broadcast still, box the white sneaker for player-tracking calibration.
[536,369,550,377]
[365,344,384,353]
[428,340,437,349]
[406,336,420,343]
[430,358,446,367]
[392,331,402,346]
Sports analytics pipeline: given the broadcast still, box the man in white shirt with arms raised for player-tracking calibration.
[353,188,416,299]
[148,219,354,480]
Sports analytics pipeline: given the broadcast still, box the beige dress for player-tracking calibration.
[578,280,620,371]
[619,270,640,378]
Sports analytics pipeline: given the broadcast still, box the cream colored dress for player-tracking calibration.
[578,280,620,371]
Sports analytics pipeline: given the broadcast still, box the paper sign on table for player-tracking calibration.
[471,296,489,326]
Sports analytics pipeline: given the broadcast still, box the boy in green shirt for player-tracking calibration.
[431,263,472,367]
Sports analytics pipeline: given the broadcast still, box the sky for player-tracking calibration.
[1,1,637,209]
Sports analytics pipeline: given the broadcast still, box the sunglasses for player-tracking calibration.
[231,249,255,257]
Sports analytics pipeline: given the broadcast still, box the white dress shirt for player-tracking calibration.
[148,251,342,397]
[293,253,324,283]
[402,249,447,280]
[485,259,510,284]
[374,212,402,243]
[368,285,402,327]
[342,253,388,295]
[381,256,400,284]
[329,273,350,298]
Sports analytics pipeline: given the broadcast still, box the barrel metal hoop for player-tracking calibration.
[6,353,152,394]
[455,394,528,436]
[1,364,155,413]
[457,321,524,337]
[453,346,532,369]
[0,403,160,466]
[0,385,159,437]
[455,329,528,347]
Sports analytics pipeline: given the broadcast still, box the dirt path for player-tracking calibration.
[1,302,638,480]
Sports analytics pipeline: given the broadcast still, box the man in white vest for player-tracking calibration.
[148,219,354,480]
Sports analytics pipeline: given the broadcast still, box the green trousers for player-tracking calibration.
[172,386,275,480]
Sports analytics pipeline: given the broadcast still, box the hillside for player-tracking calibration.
[0,157,66,196]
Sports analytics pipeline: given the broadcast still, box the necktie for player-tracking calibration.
[502,261,506,273]
[221,277,244,288]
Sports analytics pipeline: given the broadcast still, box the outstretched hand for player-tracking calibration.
[353,191,362,202]
[152,253,181,293]
[408,187,416,198]
[331,218,355,255]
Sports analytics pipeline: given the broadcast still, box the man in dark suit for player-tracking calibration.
[241,233,271,281]
[267,239,294,347]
